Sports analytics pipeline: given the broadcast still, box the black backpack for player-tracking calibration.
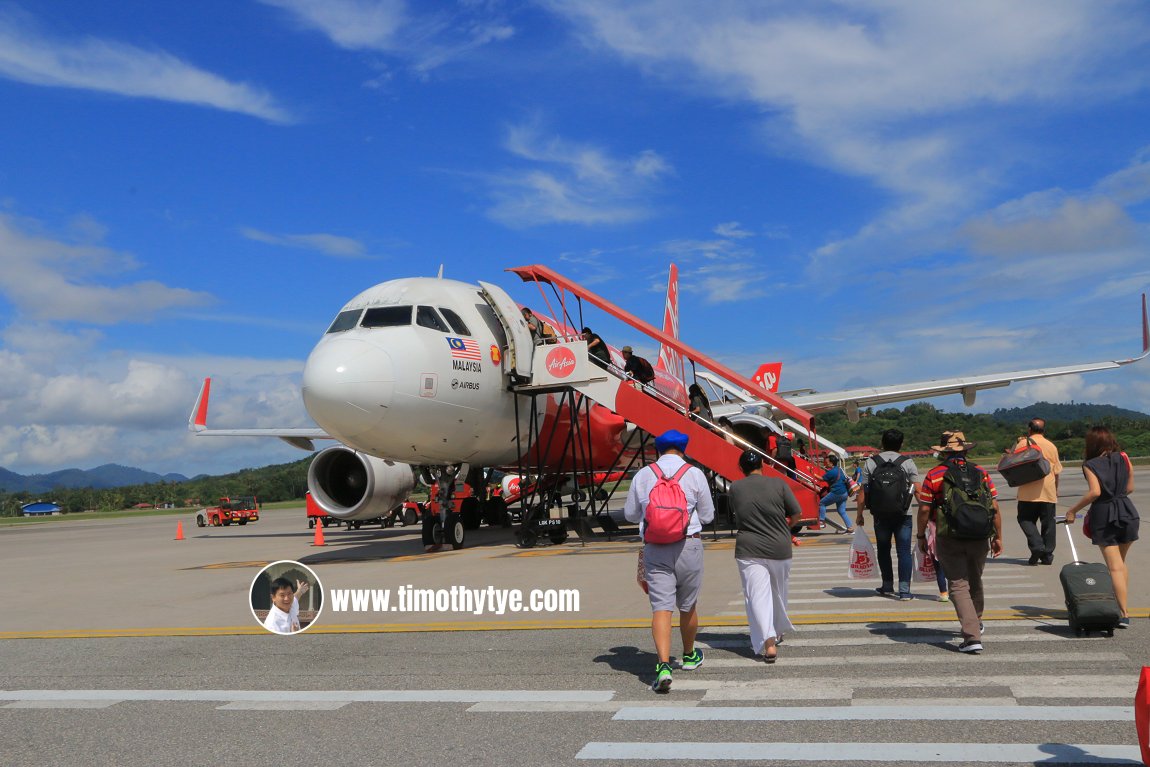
[866,455,912,521]
[775,436,792,461]
[635,356,655,383]
[937,460,996,540]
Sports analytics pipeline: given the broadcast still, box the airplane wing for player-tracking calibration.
[188,378,330,451]
[785,294,1149,420]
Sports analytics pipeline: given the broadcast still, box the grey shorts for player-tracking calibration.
[644,536,704,613]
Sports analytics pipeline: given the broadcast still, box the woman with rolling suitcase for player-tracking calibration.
[1064,426,1140,628]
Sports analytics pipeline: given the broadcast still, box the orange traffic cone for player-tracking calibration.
[312,520,326,547]
[175,520,184,541]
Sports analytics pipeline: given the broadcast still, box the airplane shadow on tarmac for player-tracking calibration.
[290,524,551,564]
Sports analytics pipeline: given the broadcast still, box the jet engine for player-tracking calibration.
[307,446,416,521]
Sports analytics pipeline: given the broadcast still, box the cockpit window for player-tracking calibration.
[439,307,471,336]
[361,306,412,328]
[416,305,450,332]
[326,309,362,334]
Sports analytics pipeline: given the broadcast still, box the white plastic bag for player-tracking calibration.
[847,528,878,580]
[913,545,936,583]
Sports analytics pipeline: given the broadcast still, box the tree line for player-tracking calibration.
[3,401,1146,517]
[0,458,311,517]
[813,402,1150,460]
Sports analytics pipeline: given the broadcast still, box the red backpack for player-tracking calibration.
[644,463,692,544]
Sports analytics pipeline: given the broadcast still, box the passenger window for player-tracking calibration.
[416,305,450,332]
[361,306,412,328]
[439,307,471,336]
[326,309,362,334]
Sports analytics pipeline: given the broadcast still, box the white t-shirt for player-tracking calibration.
[262,598,300,634]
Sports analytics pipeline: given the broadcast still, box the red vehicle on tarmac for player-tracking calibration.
[196,496,260,527]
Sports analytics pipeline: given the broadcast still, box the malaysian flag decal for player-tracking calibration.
[446,336,481,360]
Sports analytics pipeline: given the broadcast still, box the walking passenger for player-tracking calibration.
[621,345,656,385]
[1014,418,1063,565]
[623,430,715,692]
[917,431,1002,653]
[855,429,920,600]
[729,450,800,662]
[818,454,853,533]
[581,327,611,369]
[1064,426,1139,628]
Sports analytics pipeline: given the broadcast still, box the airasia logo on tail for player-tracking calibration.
[753,362,783,393]
[545,346,577,378]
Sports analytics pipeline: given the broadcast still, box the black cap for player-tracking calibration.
[738,450,763,475]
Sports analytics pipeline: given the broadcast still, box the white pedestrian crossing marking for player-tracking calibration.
[575,742,1143,762]
[611,704,1133,721]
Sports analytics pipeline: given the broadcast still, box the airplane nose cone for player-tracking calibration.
[302,337,394,441]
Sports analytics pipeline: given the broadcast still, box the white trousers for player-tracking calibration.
[736,557,795,655]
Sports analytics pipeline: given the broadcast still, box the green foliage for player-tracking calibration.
[816,402,1150,460]
[0,457,311,515]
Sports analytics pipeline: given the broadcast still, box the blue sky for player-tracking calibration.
[2,0,1149,477]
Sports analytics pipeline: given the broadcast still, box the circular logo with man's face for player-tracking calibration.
[545,346,577,378]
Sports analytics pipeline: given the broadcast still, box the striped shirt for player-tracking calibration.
[917,458,998,510]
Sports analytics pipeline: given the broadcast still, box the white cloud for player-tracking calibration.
[544,1,1150,251]
[485,121,673,227]
[0,8,293,123]
[240,227,369,258]
[962,193,1138,256]
[714,221,753,239]
[258,0,407,51]
[0,214,213,325]
[260,0,513,73]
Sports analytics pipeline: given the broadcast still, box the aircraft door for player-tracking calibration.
[478,281,535,380]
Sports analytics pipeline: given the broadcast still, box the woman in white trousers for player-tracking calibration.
[728,450,802,662]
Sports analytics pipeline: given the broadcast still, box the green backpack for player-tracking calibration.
[936,460,996,540]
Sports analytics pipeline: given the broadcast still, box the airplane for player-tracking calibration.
[191,264,1148,549]
[191,266,691,549]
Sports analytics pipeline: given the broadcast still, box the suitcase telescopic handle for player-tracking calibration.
[1056,517,1082,564]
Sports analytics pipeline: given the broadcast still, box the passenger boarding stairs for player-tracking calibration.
[505,265,826,523]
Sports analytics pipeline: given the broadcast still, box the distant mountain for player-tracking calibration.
[0,464,189,494]
[991,401,1150,424]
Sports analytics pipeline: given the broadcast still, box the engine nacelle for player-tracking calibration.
[307,446,416,521]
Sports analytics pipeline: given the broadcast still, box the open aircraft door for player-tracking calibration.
[478,281,535,381]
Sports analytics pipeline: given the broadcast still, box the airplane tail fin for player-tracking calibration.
[655,263,685,385]
[752,363,783,393]
[189,378,212,432]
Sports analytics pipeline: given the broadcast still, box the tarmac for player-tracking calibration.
[1,464,1146,637]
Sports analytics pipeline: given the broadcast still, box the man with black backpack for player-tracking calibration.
[623,430,715,693]
[917,431,1003,654]
[855,429,921,601]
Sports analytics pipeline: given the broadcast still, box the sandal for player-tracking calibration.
[762,639,778,663]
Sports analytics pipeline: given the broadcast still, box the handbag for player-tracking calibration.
[636,550,649,594]
[996,436,1051,487]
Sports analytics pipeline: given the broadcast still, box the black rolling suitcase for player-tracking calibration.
[1058,519,1121,637]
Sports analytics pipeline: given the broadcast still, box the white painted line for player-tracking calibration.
[0,689,616,703]
[612,705,1133,721]
[684,651,1127,668]
[787,592,1052,604]
[851,697,1018,707]
[700,620,1030,634]
[677,674,1132,693]
[467,700,699,712]
[3,700,120,709]
[704,632,1096,649]
[575,742,1143,762]
[217,701,349,711]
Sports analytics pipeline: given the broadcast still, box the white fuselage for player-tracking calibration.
[302,277,528,466]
